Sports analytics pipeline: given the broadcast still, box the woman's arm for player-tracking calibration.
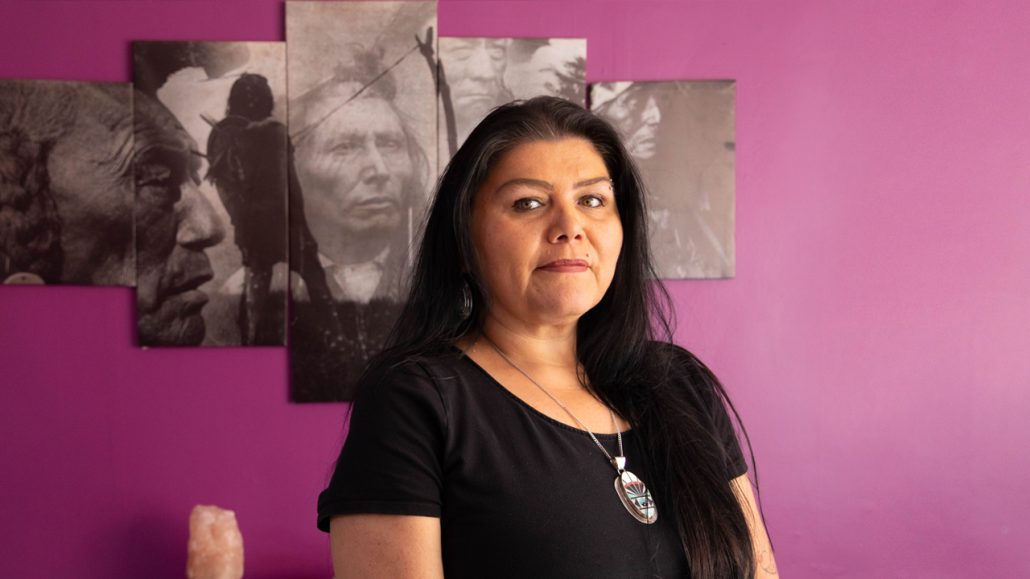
[731,474,779,578]
[329,514,444,579]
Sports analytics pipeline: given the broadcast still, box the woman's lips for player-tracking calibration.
[537,259,589,273]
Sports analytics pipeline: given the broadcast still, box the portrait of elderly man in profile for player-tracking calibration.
[0,79,135,287]
[592,80,736,279]
[286,0,436,401]
[133,85,227,346]
[437,37,585,161]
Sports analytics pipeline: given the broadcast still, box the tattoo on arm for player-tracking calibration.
[758,549,778,575]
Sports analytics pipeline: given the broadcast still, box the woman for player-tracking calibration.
[317,97,777,578]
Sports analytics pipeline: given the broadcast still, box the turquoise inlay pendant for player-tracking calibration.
[612,457,658,524]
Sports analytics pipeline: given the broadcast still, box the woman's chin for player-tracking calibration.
[526,298,603,325]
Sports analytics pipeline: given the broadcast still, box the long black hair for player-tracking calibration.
[371,96,766,578]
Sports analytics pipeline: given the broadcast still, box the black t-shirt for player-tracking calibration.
[317,345,748,578]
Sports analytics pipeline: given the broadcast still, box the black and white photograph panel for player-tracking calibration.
[286,1,437,401]
[592,80,736,279]
[438,37,586,161]
[133,41,288,347]
[0,79,134,287]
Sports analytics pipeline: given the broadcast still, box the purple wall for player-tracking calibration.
[2,1,1028,577]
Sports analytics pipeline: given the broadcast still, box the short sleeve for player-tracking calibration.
[705,382,749,479]
[664,343,749,480]
[316,362,447,532]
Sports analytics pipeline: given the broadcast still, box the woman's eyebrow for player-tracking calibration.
[495,176,611,194]
[575,176,613,189]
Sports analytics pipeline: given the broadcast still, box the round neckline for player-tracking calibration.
[449,345,633,439]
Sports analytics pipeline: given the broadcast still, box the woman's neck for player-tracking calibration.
[475,314,580,377]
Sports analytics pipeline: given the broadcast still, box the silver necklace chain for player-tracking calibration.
[481,335,625,469]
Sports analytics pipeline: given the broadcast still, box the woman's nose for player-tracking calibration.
[176,183,226,249]
[548,201,585,243]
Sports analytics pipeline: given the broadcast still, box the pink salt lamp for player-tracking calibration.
[187,505,244,579]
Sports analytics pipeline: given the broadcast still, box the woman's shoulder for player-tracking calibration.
[349,346,489,439]
[643,340,705,370]
[643,341,744,460]
[345,351,467,435]
[645,339,686,355]
[356,347,469,398]
[642,340,722,400]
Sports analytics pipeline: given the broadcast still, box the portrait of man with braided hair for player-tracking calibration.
[0,79,135,287]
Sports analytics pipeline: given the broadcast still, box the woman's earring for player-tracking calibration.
[459,279,473,320]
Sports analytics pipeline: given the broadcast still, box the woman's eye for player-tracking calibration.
[513,198,543,211]
[580,195,606,208]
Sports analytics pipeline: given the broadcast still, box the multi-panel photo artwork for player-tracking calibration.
[0,1,736,401]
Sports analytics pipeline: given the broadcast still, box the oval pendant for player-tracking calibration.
[614,470,658,524]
